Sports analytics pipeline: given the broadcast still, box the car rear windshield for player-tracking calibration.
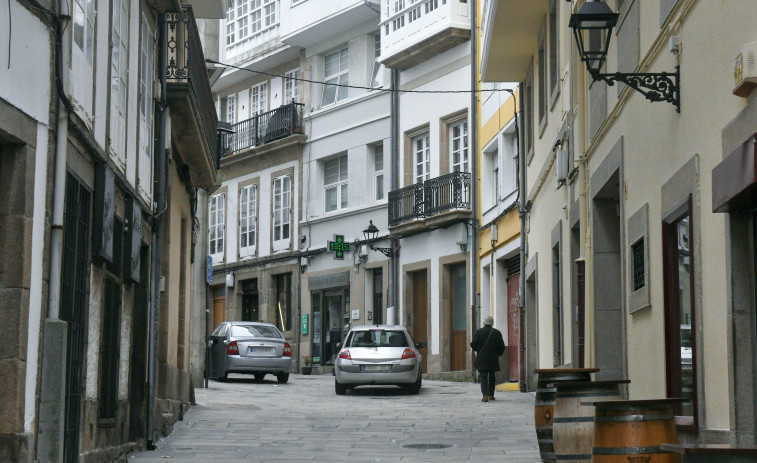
[346,330,408,348]
[230,325,283,339]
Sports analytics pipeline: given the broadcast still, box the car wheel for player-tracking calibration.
[335,379,347,395]
[407,373,422,395]
[253,373,265,382]
[276,373,289,384]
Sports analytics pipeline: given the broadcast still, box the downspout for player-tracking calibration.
[147,12,169,449]
[469,0,479,382]
[47,0,75,320]
[518,82,528,392]
[390,68,400,318]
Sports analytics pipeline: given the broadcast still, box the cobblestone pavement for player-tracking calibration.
[129,373,541,463]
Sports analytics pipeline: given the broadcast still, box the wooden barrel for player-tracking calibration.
[591,399,684,463]
[535,368,599,462]
[552,380,628,463]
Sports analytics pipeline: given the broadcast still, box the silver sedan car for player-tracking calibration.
[207,321,292,383]
[334,325,426,395]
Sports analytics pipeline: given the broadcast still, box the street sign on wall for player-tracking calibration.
[206,255,213,284]
[301,314,309,335]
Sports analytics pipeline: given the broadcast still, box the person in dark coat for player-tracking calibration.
[470,316,505,402]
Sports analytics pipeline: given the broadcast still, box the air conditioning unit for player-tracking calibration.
[734,41,757,97]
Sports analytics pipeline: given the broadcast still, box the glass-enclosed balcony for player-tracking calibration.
[388,171,471,234]
[380,0,471,70]
[280,0,379,48]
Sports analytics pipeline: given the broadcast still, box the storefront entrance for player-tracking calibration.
[309,271,351,366]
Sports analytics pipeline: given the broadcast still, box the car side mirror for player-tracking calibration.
[416,342,427,349]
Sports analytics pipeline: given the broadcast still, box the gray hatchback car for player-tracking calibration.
[334,325,426,395]
[207,321,292,383]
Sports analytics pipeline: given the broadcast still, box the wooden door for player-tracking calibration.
[507,273,520,381]
[412,270,428,373]
[213,296,226,329]
[450,264,467,371]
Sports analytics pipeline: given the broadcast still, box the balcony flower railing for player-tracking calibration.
[220,101,305,157]
[165,7,218,162]
[388,171,471,227]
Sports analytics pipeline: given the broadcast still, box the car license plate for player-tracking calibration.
[362,364,391,372]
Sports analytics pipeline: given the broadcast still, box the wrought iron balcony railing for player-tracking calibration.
[219,101,305,157]
[388,171,471,227]
[165,7,219,162]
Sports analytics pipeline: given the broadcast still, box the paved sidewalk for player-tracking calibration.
[129,374,540,463]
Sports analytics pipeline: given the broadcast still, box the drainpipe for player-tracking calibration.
[469,0,479,382]
[147,12,169,449]
[518,82,528,393]
[47,0,74,320]
[389,68,400,319]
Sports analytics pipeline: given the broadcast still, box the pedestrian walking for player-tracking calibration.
[470,316,506,402]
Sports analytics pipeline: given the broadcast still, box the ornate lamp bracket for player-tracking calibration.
[592,65,680,113]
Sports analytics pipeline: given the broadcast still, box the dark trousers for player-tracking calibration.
[479,370,496,397]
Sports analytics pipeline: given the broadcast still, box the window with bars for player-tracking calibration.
[273,175,291,249]
[321,47,349,106]
[325,155,349,213]
[413,134,430,184]
[632,238,645,291]
[209,194,225,263]
[284,69,300,103]
[99,276,121,420]
[450,121,469,173]
[239,185,257,259]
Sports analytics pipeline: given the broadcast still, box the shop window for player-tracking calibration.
[275,273,292,332]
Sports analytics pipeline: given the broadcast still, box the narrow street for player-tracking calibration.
[129,374,541,462]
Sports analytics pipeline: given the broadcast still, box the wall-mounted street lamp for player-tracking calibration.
[362,220,394,257]
[569,0,680,112]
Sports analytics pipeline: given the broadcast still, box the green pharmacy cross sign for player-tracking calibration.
[328,235,351,260]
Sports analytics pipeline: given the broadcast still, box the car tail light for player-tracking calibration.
[226,341,239,355]
[283,342,292,357]
[338,349,351,360]
[401,348,416,360]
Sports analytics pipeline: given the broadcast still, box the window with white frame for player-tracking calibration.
[273,175,291,249]
[408,5,421,22]
[324,155,348,213]
[489,148,499,208]
[71,0,95,115]
[374,144,384,202]
[225,94,236,123]
[251,82,268,115]
[138,16,155,200]
[109,0,129,168]
[450,121,469,173]
[284,69,300,103]
[239,185,257,258]
[321,47,349,106]
[371,34,384,88]
[413,134,430,184]
[209,194,226,263]
[226,0,277,46]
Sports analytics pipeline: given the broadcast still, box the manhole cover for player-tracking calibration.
[403,443,452,450]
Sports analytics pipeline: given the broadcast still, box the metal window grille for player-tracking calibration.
[632,238,645,291]
[99,277,122,419]
[61,173,91,463]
